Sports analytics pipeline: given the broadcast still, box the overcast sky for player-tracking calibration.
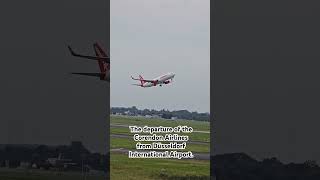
[110,0,210,113]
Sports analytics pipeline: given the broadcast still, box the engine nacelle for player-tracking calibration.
[164,80,170,84]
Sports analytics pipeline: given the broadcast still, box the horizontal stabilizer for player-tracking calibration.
[131,76,154,82]
[71,72,101,77]
[68,46,110,63]
[131,76,140,80]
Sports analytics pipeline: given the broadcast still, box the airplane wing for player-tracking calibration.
[130,76,155,82]
[141,80,155,82]
[71,72,101,77]
[71,72,110,82]
[68,46,110,63]
[131,84,142,86]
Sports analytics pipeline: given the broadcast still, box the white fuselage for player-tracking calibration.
[142,72,175,87]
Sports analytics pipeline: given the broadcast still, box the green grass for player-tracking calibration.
[110,115,211,179]
[111,115,210,131]
[111,115,210,142]
[111,137,209,153]
[111,127,210,142]
[111,153,210,180]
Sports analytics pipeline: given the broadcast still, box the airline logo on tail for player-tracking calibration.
[138,75,146,85]
[131,72,175,87]
[68,43,110,82]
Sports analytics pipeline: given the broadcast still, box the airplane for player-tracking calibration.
[68,43,110,82]
[131,72,175,87]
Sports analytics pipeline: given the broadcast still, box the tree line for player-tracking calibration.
[111,106,210,121]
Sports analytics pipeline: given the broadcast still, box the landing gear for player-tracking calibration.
[160,84,162,87]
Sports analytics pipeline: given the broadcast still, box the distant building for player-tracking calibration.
[31,163,38,169]
[152,115,161,119]
[144,115,161,119]
[124,111,130,115]
[20,161,31,168]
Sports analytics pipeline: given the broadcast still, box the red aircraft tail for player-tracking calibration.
[93,43,109,75]
[138,75,145,85]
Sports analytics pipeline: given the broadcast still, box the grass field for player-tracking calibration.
[111,137,209,153]
[111,115,210,143]
[111,153,210,180]
[111,115,210,131]
[110,115,211,180]
[111,127,210,143]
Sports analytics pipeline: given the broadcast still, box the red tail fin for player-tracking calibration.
[139,75,145,85]
[93,43,109,74]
